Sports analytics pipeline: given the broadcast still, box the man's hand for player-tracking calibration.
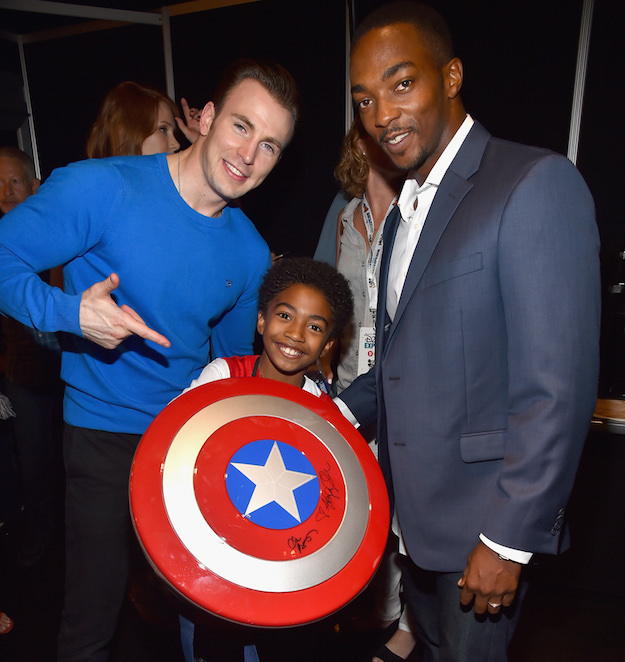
[79,273,171,349]
[175,97,201,144]
[458,541,522,614]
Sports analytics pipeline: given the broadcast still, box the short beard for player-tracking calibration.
[384,143,429,175]
[405,146,430,174]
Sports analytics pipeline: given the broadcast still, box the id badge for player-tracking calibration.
[357,326,376,376]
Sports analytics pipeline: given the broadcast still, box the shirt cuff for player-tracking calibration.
[479,533,533,564]
[333,397,360,428]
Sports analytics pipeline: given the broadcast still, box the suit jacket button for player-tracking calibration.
[551,508,565,535]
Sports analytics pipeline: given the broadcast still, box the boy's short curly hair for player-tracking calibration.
[258,257,354,340]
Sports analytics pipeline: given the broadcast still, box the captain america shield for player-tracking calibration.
[129,377,389,627]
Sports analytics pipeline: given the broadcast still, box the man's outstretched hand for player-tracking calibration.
[79,273,171,350]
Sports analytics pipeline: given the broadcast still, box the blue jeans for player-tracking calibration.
[179,614,195,662]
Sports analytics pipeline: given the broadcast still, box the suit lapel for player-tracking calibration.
[390,172,472,325]
[381,122,491,355]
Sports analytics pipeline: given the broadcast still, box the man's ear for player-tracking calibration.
[445,57,463,99]
[256,310,265,336]
[31,178,40,195]
[199,101,216,136]
[319,337,336,359]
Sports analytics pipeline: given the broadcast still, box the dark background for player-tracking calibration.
[1,0,623,390]
[1,6,625,658]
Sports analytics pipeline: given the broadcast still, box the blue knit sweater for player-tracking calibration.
[0,154,270,433]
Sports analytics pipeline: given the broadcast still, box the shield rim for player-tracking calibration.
[130,377,389,627]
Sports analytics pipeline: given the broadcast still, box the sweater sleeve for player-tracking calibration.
[0,160,122,335]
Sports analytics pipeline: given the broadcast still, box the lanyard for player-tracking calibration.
[361,193,397,320]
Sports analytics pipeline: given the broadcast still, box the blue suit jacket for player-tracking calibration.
[340,122,600,571]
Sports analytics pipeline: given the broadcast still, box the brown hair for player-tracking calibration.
[86,81,179,158]
[212,59,300,129]
[334,115,369,199]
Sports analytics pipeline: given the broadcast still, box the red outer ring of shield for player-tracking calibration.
[130,378,390,627]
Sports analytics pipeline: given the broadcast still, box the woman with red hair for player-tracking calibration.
[86,80,193,157]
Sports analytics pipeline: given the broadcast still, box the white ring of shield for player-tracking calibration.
[161,394,370,592]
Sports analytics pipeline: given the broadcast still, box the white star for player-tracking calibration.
[231,442,316,521]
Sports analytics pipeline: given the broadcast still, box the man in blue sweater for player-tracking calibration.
[0,59,299,662]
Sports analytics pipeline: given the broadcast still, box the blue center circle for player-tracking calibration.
[226,439,319,529]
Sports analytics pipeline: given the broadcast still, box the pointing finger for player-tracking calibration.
[121,305,170,348]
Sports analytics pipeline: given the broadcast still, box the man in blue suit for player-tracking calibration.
[338,3,600,660]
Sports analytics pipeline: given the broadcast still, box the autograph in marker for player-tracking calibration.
[287,529,318,554]
[316,462,341,521]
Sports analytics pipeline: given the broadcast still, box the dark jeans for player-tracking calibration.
[57,426,141,662]
[401,556,527,662]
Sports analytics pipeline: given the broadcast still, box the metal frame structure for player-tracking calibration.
[0,0,258,177]
[568,0,594,165]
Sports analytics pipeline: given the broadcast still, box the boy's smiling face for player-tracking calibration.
[257,284,335,387]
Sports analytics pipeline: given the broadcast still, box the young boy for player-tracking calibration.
[180,256,353,662]
[184,256,353,399]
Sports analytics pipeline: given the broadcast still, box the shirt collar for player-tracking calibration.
[397,114,474,221]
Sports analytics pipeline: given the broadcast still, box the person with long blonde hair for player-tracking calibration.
[331,115,404,393]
